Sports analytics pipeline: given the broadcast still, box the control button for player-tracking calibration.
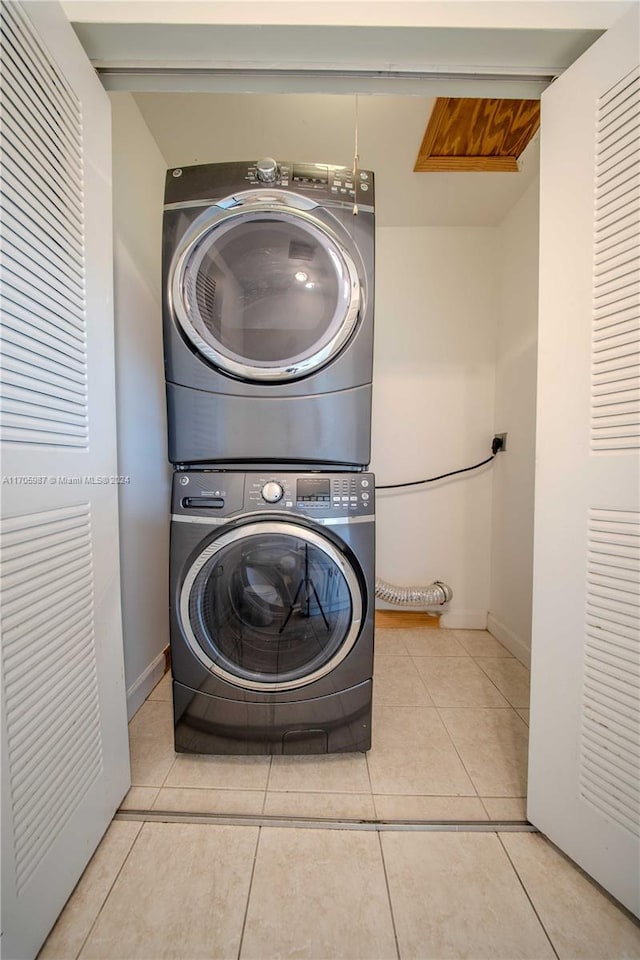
[360,172,369,180]
[361,492,370,501]
[361,479,370,488]
[262,480,284,503]
[360,183,369,192]
[350,496,358,502]
[333,496,341,502]
[341,496,349,501]
[256,157,278,182]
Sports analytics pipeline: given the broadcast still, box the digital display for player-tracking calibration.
[297,478,331,501]
[292,165,328,184]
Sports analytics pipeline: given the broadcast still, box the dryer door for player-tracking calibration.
[169,191,362,382]
[180,520,363,691]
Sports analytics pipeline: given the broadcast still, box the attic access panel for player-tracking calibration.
[415,97,540,172]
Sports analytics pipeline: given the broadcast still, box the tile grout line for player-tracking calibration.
[430,699,484,808]
[363,728,377,817]
[376,831,401,960]
[236,825,262,960]
[496,833,561,960]
[260,757,273,815]
[407,652,436,708]
[436,702,528,809]
[72,821,145,960]
[470,654,531,713]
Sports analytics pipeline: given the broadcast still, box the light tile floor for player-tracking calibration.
[123,628,531,822]
[40,822,640,959]
[39,629,640,959]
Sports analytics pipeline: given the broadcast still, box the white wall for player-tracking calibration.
[488,181,540,664]
[371,227,498,628]
[110,92,172,717]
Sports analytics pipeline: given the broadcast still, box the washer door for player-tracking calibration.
[169,190,362,382]
[180,521,363,691]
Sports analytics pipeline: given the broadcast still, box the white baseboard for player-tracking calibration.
[126,648,168,720]
[439,609,488,630]
[487,613,531,668]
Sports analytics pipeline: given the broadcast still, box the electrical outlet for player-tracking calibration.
[493,433,508,453]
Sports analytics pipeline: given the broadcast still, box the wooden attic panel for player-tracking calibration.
[415,97,541,172]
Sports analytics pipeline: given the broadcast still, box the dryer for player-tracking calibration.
[162,159,375,468]
[170,469,375,754]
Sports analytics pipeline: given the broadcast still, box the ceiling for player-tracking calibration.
[64,2,631,227]
[132,91,541,227]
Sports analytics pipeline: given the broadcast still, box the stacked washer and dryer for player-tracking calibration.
[162,159,376,755]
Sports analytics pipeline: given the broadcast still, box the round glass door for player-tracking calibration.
[180,521,363,691]
[170,196,361,382]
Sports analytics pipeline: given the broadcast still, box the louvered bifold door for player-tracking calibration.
[0,4,130,958]
[529,4,640,918]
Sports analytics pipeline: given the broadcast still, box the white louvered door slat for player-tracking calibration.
[529,4,640,918]
[0,4,130,959]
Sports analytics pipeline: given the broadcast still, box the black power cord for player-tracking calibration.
[376,438,503,491]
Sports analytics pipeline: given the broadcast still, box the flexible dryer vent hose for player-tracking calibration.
[375,578,452,607]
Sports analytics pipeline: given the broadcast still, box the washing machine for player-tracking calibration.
[162,159,375,468]
[170,469,375,754]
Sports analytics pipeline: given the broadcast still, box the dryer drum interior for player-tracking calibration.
[180,521,364,692]
[171,202,362,382]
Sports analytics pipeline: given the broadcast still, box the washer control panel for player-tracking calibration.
[172,471,374,519]
[246,472,374,518]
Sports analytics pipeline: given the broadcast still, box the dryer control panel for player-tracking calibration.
[164,160,374,207]
[172,471,375,520]
[248,160,374,204]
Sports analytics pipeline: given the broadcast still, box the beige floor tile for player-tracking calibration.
[263,791,376,820]
[38,821,142,960]
[414,657,511,707]
[373,628,410,656]
[153,786,266,816]
[517,708,530,725]
[482,796,528,820]
[128,723,173,790]
[166,753,271,790]
[440,708,529,797]
[501,833,640,959]
[240,828,397,959]
[268,752,370,794]
[403,629,468,657]
[453,629,514,657]
[374,795,488,820]
[367,705,475,796]
[373,654,433,706]
[80,823,258,959]
[382,832,555,959]
[475,657,530,708]
[147,671,172,701]
[128,700,176,786]
[118,786,159,811]
[128,697,172,737]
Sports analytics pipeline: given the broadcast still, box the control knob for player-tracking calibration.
[256,157,279,183]
[261,481,284,503]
